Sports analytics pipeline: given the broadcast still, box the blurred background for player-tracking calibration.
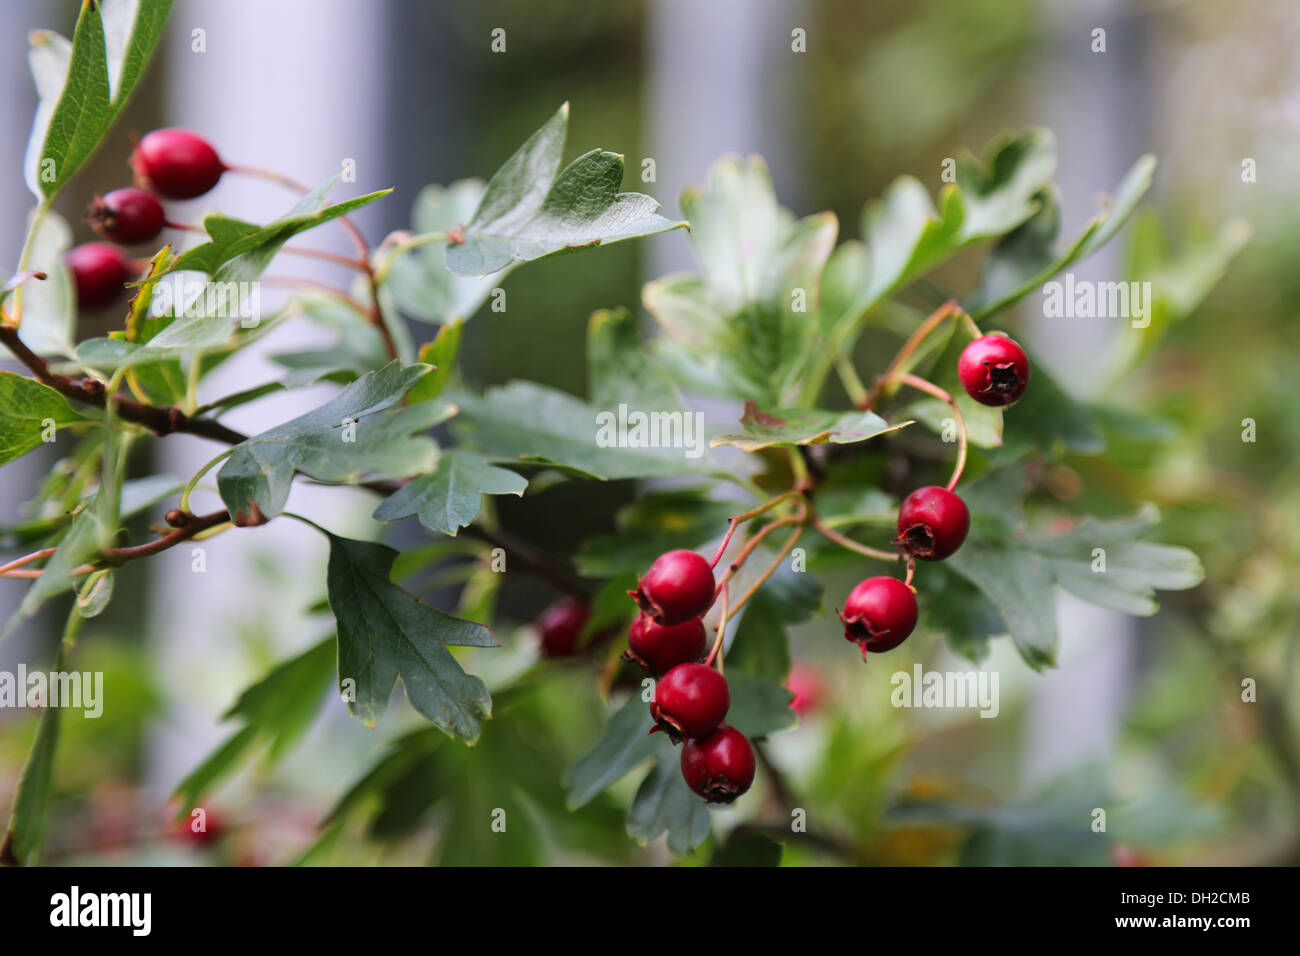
[1,0,1295,865]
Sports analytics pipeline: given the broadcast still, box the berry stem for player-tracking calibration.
[726,521,804,620]
[715,513,804,595]
[810,512,901,562]
[904,557,916,588]
[226,162,398,361]
[260,276,369,315]
[876,371,968,491]
[704,580,730,670]
[860,300,962,411]
[709,490,800,568]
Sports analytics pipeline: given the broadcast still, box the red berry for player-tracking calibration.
[894,486,969,561]
[649,662,729,742]
[85,187,165,244]
[536,596,590,657]
[957,333,1030,407]
[65,242,135,310]
[626,613,707,675]
[131,128,224,199]
[680,726,755,804]
[631,549,714,625]
[786,663,825,717]
[838,576,918,658]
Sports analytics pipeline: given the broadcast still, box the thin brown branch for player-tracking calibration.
[0,323,248,445]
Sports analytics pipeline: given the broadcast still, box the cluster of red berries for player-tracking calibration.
[630,551,756,805]
[65,129,225,310]
[838,333,1029,658]
[532,333,1031,810]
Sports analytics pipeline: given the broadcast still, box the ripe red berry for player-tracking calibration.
[626,613,707,675]
[680,726,755,804]
[838,576,918,658]
[894,486,969,561]
[536,596,590,657]
[631,549,714,625]
[786,663,826,717]
[85,187,166,244]
[957,332,1030,407]
[649,662,729,742]
[131,128,224,199]
[65,242,135,310]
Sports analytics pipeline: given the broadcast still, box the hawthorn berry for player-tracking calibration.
[536,596,590,657]
[838,576,918,658]
[631,549,714,625]
[894,486,969,561]
[131,128,224,199]
[65,242,135,310]
[957,332,1030,407]
[649,662,729,742]
[85,187,166,244]
[786,663,826,717]
[680,726,755,804]
[626,613,707,676]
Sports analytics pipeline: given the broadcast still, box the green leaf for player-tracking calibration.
[74,568,115,618]
[372,448,527,536]
[712,400,909,452]
[0,373,90,465]
[947,469,1204,669]
[725,671,797,739]
[626,737,712,855]
[728,564,823,683]
[386,180,509,322]
[446,103,685,277]
[408,319,462,403]
[968,153,1156,320]
[217,361,443,523]
[587,306,680,411]
[169,184,390,276]
[2,642,66,865]
[172,637,336,814]
[451,381,720,480]
[645,156,838,405]
[564,695,658,809]
[576,490,735,577]
[24,0,173,199]
[325,533,495,740]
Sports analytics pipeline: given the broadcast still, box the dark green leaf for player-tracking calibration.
[326,533,495,740]
[725,671,797,739]
[372,448,527,536]
[587,307,680,411]
[564,695,658,809]
[626,737,712,855]
[728,564,823,683]
[217,361,443,523]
